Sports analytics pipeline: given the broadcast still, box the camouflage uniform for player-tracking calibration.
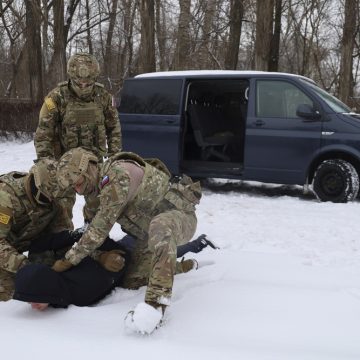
[57,149,201,306]
[34,53,121,221]
[34,53,121,160]
[0,161,72,301]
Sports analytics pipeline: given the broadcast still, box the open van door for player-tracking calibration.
[118,78,184,174]
[244,79,322,184]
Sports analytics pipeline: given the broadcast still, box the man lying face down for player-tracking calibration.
[13,233,217,310]
[14,235,128,309]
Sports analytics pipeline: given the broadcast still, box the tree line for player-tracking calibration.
[0,0,359,108]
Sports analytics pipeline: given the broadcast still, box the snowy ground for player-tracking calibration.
[1,140,360,360]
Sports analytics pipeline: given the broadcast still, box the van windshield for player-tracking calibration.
[301,80,351,113]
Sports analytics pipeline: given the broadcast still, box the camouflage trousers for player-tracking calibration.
[0,269,15,301]
[122,209,197,305]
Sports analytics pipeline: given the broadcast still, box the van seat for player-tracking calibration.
[187,103,235,162]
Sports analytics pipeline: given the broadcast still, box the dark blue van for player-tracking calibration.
[118,70,360,202]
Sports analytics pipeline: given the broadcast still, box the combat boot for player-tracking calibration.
[124,302,164,335]
[179,258,198,273]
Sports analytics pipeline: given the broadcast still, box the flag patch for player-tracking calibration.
[100,175,110,188]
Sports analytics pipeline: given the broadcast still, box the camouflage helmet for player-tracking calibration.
[29,159,59,204]
[67,53,100,81]
[57,147,99,191]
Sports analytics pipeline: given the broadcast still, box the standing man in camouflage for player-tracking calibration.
[0,160,73,301]
[54,147,202,334]
[35,52,121,160]
[34,52,122,222]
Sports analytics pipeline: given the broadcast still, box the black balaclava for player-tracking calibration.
[14,264,71,307]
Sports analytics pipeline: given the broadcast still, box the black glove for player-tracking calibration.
[70,222,90,242]
[69,228,84,243]
[176,234,219,258]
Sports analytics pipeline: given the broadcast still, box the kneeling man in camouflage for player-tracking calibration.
[54,147,202,334]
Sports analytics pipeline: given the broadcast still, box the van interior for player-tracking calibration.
[181,79,249,177]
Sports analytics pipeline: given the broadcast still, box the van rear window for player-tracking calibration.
[119,79,183,115]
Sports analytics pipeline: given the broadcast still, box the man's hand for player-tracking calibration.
[52,259,73,272]
[98,250,125,272]
[30,302,49,311]
[69,222,89,242]
[189,234,219,253]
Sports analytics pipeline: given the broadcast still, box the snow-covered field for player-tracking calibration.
[1,140,360,360]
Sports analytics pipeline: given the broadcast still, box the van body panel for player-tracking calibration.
[243,119,322,184]
[119,77,186,174]
[118,71,360,201]
[242,78,322,184]
[316,143,360,159]
[121,113,182,174]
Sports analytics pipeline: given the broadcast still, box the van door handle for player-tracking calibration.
[253,119,265,126]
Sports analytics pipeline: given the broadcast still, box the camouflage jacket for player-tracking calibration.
[65,153,201,265]
[0,172,72,273]
[34,80,122,160]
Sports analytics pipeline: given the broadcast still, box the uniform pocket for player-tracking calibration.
[96,124,107,154]
[62,124,79,149]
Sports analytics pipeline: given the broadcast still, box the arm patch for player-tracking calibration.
[44,97,56,111]
[0,213,10,225]
[100,175,110,188]
[0,205,11,225]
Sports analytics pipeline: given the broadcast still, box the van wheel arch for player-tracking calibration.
[308,152,360,183]
[312,159,359,202]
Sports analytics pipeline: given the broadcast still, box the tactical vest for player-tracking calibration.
[57,81,107,158]
[0,172,57,252]
[100,153,201,240]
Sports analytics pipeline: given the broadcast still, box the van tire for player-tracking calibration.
[312,159,359,202]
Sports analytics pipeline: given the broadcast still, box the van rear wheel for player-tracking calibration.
[312,159,359,202]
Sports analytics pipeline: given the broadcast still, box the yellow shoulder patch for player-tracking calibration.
[0,212,10,225]
[44,97,56,111]
[0,205,12,225]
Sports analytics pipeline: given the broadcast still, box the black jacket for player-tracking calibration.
[14,237,129,307]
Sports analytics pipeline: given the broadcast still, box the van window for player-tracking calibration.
[301,80,351,113]
[256,80,313,118]
[119,79,183,115]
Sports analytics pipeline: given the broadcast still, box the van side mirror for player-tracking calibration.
[296,104,321,120]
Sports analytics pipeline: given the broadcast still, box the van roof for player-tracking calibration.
[135,70,315,83]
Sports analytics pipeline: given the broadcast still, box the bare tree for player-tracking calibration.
[281,0,335,88]
[1,1,26,97]
[118,0,137,78]
[198,0,217,69]
[174,0,191,70]
[255,0,274,70]
[1,0,360,108]
[224,0,244,70]
[85,0,94,53]
[139,0,156,73]
[104,0,119,80]
[268,0,282,71]
[338,0,359,105]
[46,0,67,90]
[25,0,43,102]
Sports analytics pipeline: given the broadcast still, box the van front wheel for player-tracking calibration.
[312,159,359,203]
